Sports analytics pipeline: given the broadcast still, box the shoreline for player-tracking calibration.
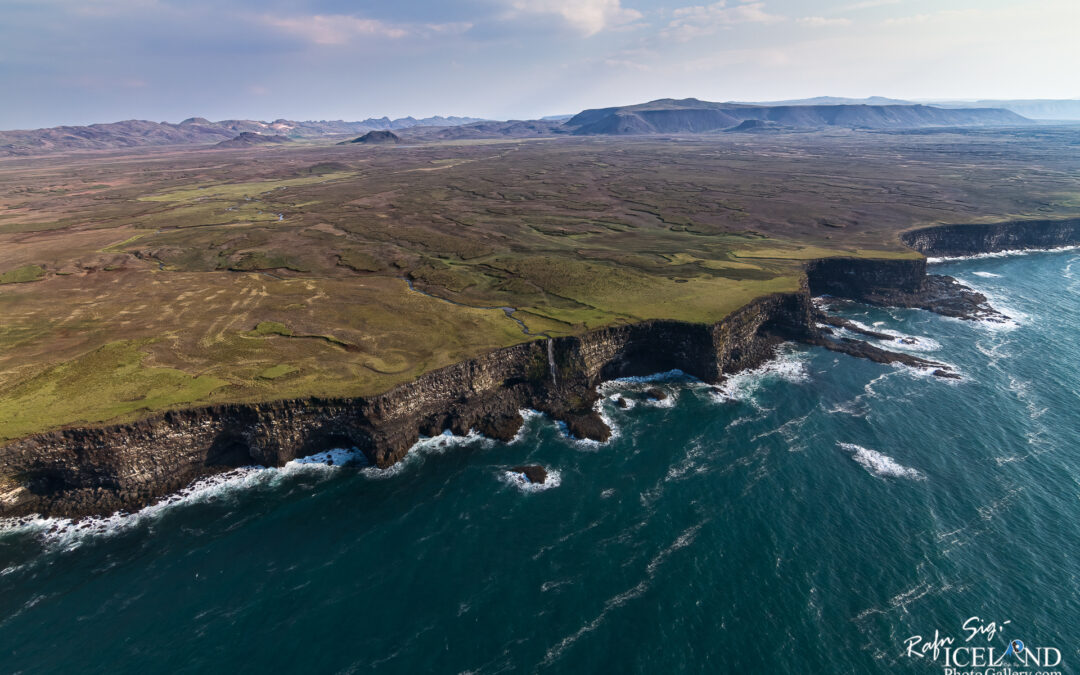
[3,217,1080,519]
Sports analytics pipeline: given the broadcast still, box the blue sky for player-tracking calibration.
[1,0,1077,128]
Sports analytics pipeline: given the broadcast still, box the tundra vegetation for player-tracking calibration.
[2,127,1079,440]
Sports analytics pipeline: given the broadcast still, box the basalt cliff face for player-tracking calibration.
[0,293,814,518]
[902,218,1080,257]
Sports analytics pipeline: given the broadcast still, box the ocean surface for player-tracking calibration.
[2,250,1079,674]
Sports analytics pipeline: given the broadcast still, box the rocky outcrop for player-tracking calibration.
[806,257,1005,321]
[902,218,1080,257]
[0,292,814,518]
[806,257,926,299]
[510,465,548,484]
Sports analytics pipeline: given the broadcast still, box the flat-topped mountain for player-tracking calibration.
[564,98,1031,135]
[214,132,292,148]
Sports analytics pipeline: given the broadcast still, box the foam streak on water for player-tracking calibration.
[838,442,925,480]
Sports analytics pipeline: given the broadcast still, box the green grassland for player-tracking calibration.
[1,127,1079,440]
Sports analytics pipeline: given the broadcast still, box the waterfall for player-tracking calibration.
[547,338,557,387]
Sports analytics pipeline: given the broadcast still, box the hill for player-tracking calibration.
[564,98,1031,135]
[723,119,790,133]
[409,120,568,141]
[347,130,401,145]
[214,132,292,148]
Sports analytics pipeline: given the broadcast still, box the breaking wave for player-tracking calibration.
[926,244,1080,263]
[709,346,810,404]
[839,443,925,480]
[500,469,562,493]
[0,448,366,550]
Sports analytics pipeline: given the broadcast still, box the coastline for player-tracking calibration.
[4,217,1080,519]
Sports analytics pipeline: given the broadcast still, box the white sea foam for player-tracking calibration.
[0,447,366,549]
[509,409,545,444]
[500,469,562,493]
[842,319,942,353]
[926,244,1080,263]
[972,271,1001,278]
[949,280,1026,331]
[363,429,492,479]
[888,361,956,381]
[596,370,691,410]
[839,442,925,480]
[710,345,809,404]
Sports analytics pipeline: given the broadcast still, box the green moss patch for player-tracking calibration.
[0,265,45,284]
[258,364,297,380]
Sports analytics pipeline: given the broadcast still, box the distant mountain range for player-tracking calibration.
[752,96,1080,120]
[5,97,1067,156]
[0,115,483,156]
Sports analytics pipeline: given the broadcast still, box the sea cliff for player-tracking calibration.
[4,217,1080,518]
[0,293,813,518]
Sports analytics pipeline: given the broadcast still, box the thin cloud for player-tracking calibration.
[797,16,853,27]
[262,14,409,45]
[503,0,643,37]
[664,2,783,41]
[837,0,902,11]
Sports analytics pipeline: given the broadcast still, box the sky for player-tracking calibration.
[1,0,1078,129]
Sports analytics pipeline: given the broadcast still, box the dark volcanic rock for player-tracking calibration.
[933,369,962,380]
[615,397,629,409]
[644,388,668,401]
[806,258,1006,322]
[563,412,612,443]
[817,314,893,340]
[510,465,547,484]
[349,130,401,145]
[476,411,524,442]
[806,336,948,372]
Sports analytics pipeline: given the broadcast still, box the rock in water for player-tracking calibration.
[645,388,668,401]
[615,397,629,409]
[564,412,611,442]
[511,465,547,484]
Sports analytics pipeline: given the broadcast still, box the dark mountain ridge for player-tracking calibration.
[213,132,292,148]
[0,115,484,157]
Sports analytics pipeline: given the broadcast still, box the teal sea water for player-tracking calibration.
[2,250,1079,673]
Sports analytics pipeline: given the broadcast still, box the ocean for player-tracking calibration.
[2,250,1078,673]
